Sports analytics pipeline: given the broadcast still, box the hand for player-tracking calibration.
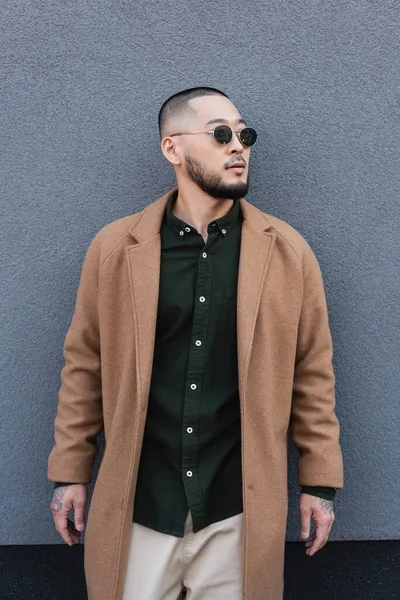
[299,493,335,556]
[50,484,88,546]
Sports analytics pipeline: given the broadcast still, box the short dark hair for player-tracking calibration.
[158,86,230,139]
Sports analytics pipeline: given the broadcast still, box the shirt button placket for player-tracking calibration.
[182,235,212,528]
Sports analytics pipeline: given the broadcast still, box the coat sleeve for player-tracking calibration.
[48,233,104,484]
[289,242,344,490]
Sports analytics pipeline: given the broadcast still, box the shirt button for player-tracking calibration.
[199,296,205,302]
[202,252,207,258]
[185,226,191,232]
[179,230,184,236]
[186,471,193,477]
[222,228,227,235]
[195,340,201,346]
[187,427,193,433]
[190,383,197,390]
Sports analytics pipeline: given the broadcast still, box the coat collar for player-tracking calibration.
[127,187,273,243]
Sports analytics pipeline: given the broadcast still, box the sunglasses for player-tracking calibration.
[169,124,257,147]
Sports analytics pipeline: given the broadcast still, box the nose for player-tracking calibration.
[228,131,245,153]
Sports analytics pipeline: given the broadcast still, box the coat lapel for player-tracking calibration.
[236,203,276,399]
[126,194,169,410]
[125,188,276,409]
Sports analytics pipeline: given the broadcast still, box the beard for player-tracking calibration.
[184,154,249,201]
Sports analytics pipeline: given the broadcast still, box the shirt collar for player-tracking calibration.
[165,189,241,238]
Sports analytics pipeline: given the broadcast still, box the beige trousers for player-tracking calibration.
[122,510,244,599]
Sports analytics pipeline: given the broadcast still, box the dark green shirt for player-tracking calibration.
[53,192,335,532]
[132,193,244,536]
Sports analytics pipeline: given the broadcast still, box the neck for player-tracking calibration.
[173,181,234,238]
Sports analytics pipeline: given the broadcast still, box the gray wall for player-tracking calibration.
[1,1,399,544]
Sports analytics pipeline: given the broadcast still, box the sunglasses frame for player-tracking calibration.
[169,124,257,147]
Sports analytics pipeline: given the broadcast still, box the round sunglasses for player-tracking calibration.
[169,124,257,147]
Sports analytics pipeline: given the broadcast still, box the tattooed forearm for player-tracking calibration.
[319,498,334,514]
[52,486,68,512]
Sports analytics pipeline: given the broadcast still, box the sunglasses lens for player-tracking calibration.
[240,127,257,146]
[213,125,233,144]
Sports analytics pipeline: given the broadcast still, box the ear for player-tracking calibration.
[160,137,182,166]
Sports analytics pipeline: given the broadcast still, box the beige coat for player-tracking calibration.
[48,187,344,600]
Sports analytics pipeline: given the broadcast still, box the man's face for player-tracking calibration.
[170,95,252,201]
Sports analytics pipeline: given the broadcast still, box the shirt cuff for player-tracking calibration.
[301,486,336,501]
[53,482,78,488]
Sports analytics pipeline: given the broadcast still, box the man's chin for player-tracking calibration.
[202,182,248,201]
[216,185,248,201]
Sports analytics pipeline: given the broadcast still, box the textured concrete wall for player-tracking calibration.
[0,1,399,544]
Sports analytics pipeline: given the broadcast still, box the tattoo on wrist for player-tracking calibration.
[319,498,334,514]
[52,486,68,512]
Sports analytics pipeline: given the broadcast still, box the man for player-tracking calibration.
[48,86,344,600]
